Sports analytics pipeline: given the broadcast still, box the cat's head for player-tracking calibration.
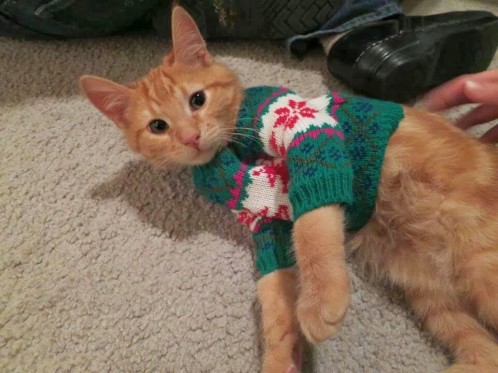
[79,6,243,166]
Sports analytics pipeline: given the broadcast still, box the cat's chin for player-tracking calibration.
[186,148,218,166]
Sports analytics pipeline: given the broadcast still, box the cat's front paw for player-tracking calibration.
[296,269,350,343]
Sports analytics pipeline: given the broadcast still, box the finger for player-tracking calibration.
[464,81,498,106]
[420,69,498,111]
[456,104,498,129]
[480,125,498,144]
[468,68,498,83]
[420,75,473,111]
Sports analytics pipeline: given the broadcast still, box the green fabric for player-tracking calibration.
[286,133,354,221]
[246,87,354,221]
[253,220,295,276]
[329,92,404,231]
[192,149,248,209]
[193,86,404,275]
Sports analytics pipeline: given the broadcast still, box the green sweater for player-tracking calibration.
[193,86,404,275]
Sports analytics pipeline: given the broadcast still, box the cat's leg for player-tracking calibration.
[460,250,498,331]
[406,287,498,372]
[293,205,350,343]
[257,268,301,373]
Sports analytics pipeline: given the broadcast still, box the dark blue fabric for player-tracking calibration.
[0,0,401,49]
[287,0,403,57]
[0,0,159,38]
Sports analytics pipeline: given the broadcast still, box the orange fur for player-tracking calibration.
[257,269,300,372]
[350,108,498,372]
[293,205,350,344]
[80,6,498,373]
[80,6,243,167]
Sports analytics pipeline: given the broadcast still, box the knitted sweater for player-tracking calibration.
[193,86,404,275]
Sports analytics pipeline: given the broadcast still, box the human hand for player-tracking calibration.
[421,69,498,143]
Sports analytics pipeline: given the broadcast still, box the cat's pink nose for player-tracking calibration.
[182,133,201,150]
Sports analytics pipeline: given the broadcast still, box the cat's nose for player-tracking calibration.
[182,133,201,150]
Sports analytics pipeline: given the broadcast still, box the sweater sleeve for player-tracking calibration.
[193,146,295,276]
[252,219,295,275]
[192,148,247,208]
[230,208,295,275]
[255,92,354,220]
[193,147,292,221]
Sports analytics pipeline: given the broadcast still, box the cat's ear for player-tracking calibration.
[79,75,132,128]
[170,5,212,66]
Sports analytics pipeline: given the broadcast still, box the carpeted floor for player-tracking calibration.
[2,1,497,372]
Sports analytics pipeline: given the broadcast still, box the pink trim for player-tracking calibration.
[275,205,290,220]
[252,221,262,233]
[269,131,286,157]
[236,209,258,230]
[288,128,344,149]
[329,91,345,120]
[253,217,273,233]
[253,87,289,130]
[227,164,248,209]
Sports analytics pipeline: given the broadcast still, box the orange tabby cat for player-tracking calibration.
[80,6,498,373]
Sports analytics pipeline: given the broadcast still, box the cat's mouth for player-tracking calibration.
[188,146,218,165]
[186,135,227,165]
[179,132,226,165]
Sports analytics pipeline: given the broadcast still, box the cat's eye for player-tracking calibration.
[190,91,206,110]
[149,119,169,134]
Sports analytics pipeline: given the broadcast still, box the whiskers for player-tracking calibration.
[222,125,260,148]
[151,155,174,169]
[203,126,230,152]
[227,137,247,148]
[200,122,261,155]
[232,131,259,142]
[151,152,182,169]
[233,125,259,134]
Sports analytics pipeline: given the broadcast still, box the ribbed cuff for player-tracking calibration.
[253,221,295,276]
[290,169,354,221]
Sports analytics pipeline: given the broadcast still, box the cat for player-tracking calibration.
[79,6,498,373]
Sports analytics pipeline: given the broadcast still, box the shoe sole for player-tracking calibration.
[364,18,498,102]
[259,0,342,39]
[153,0,342,39]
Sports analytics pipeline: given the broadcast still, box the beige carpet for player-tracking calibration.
[2,1,497,372]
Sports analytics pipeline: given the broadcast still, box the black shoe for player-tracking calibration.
[153,0,343,39]
[327,11,498,103]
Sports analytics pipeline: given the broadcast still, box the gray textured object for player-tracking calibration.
[1,1,497,372]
